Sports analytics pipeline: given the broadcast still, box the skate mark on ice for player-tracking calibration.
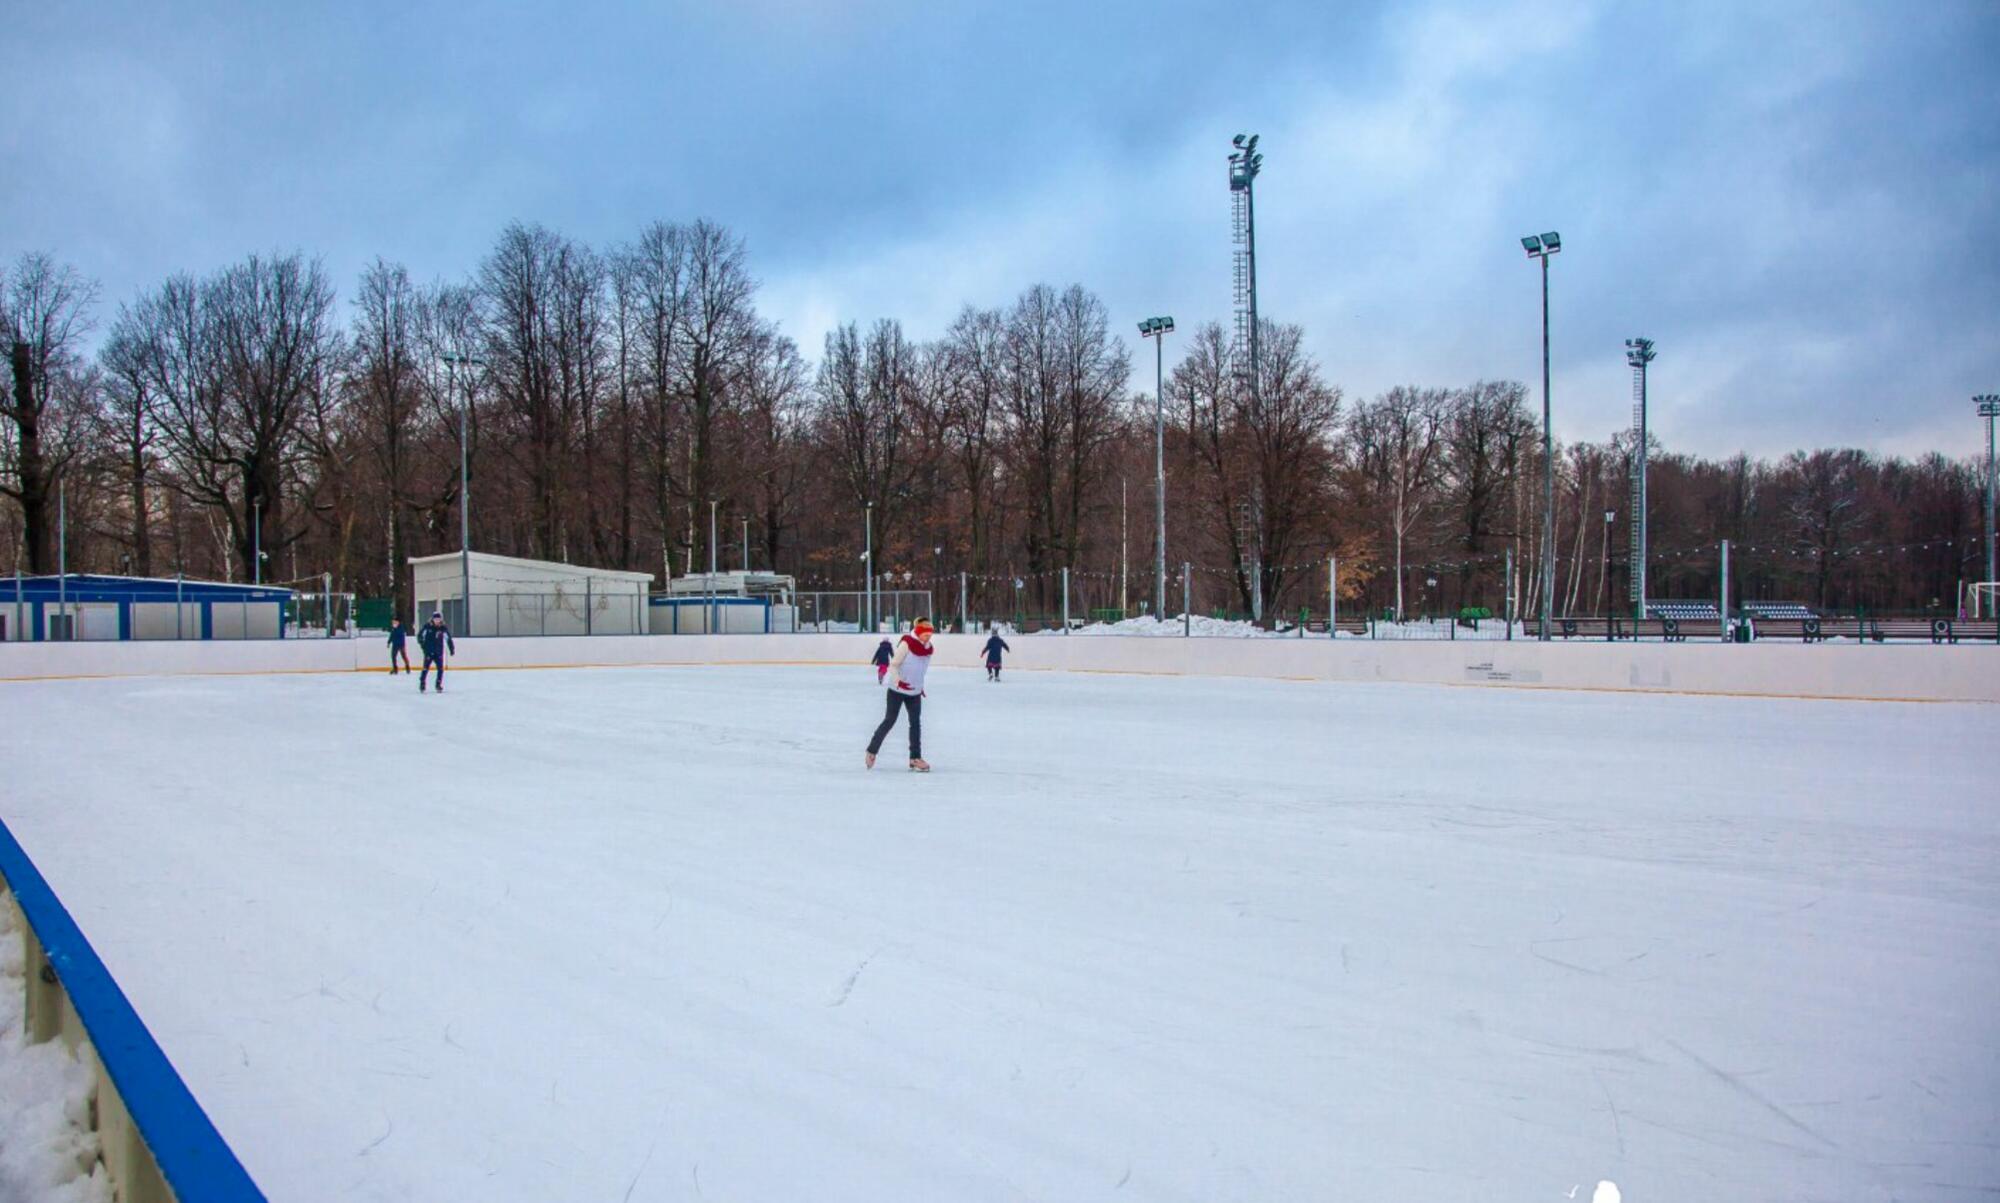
[358,1116,394,1157]
[621,1139,656,1203]
[1115,1162,1132,1188]
[1592,1068,1626,1157]
[829,946,885,1007]
[1664,1037,1838,1150]
[443,1023,464,1051]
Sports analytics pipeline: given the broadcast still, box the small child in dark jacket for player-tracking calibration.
[983,632,1011,681]
[387,619,412,674]
[871,638,894,684]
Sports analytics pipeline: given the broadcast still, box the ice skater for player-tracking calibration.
[982,631,1011,681]
[418,610,455,693]
[387,617,412,674]
[871,636,894,685]
[866,617,934,771]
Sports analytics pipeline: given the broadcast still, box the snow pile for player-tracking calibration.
[1037,614,1295,638]
[0,904,111,1203]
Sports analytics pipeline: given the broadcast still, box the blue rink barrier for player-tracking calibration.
[0,818,265,1202]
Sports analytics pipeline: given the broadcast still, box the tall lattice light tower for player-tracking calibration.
[1625,337,1656,620]
[1229,133,1265,621]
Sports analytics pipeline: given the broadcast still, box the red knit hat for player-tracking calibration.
[914,617,935,635]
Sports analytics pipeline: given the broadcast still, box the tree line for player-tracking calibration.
[1,230,1991,624]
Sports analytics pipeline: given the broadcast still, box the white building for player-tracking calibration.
[409,552,654,637]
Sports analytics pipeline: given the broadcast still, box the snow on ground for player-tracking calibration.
[0,904,110,1203]
[1,665,1996,1202]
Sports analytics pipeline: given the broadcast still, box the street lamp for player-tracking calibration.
[1626,337,1656,621]
[1138,316,1175,621]
[442,352,486,632]
[864,500,874,633]
[1521,231,1561,639]
[1978,394,1999,590]
[1602,509,1615,618]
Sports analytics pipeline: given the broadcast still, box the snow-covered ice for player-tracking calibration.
[1,664,1995,1201]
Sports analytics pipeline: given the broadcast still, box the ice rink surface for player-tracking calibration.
[2,663,1996,1202]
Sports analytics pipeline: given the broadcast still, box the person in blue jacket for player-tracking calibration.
[983,631,1012,681]
[871,637,894,684]
[387,618,412,674]
[418,611,455,693]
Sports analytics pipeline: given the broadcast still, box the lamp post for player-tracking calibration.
[1521,231,1562,640]
[1601,509,1615,618]
[1138,316,1174,620]
[251,494,262,585]
[1626,337,1656,620]
[442,352,485,632]
[1978,394,1999,589]
[864,501,874,633]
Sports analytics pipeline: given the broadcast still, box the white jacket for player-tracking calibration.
[888,635,932,695]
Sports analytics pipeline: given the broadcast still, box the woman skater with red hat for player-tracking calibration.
[866,618,935,771]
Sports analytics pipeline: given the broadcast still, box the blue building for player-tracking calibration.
[0,575,294,642]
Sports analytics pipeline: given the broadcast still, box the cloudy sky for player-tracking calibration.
[6,0,1996,459]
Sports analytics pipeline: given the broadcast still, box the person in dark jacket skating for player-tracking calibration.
[418,611,455,693]
[387,618,412,674]
[871,637,894,684]
[982,632,1011,681]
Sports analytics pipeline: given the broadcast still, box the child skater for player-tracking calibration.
[983,630,1011,681]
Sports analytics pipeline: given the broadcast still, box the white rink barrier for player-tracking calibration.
[2,632,1994,702]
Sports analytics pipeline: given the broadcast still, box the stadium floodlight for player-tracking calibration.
[1139,315,1175,620]
[1625,338,1657,621]
[1978,394,2000,587]
[1521,230,1561,638]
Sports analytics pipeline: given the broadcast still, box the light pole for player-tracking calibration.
[1521,231,1562,639]
[1139,316,1174,619]
[741,517,750,574]
[864,501,874,632]
[1626,337,1656,621]
[251,494,262,585]
[1978,394,1999,590]
[1230,135,1266,624]
[442,352,485,631]
[1600,509,1615,617]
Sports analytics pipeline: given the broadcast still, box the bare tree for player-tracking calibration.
[119,254,338,580]
[1,253,99,573]
[1348,386,1448,619]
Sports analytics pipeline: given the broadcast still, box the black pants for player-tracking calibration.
[390,648,411,673]
[867,691,921,759]
[421,651,445,689]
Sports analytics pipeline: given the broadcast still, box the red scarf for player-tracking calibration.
[902,634,934,656]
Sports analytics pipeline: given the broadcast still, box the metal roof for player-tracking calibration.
[3,575,292,602]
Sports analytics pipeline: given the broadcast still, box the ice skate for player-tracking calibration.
[908,758,930,772]
[864,752,876,769]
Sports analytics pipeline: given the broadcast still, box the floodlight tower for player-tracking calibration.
[1979,393,1999,589]
[1138,316,1174,619]
[1229,133,1266,621]
[1521,231,1561,639]
[1626,337,1656,621]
